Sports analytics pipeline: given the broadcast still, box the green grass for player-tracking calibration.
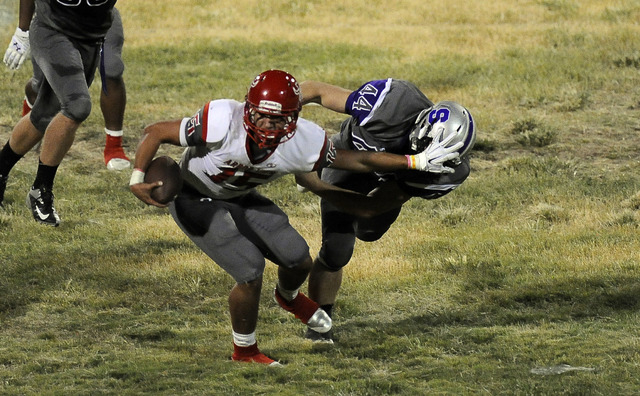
[2,0,640,394]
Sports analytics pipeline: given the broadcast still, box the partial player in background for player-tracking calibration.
[5,7,130,171]
[296,78,476,343]
[0,0,118,226]
[130,70,460,366]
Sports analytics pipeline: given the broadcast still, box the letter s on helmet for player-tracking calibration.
[409,101,476,164]
[243,69,302,149]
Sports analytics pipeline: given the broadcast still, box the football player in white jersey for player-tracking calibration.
[130,70,462,366]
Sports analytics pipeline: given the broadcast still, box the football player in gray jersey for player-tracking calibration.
[298,78,476,343]
[0,0,117,226]
[16,8,130,171]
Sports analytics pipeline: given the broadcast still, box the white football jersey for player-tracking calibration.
[177,99,335,200]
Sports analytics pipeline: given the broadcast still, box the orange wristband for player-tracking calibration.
[406,155,416,169]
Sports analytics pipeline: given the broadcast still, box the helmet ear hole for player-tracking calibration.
[409,108,433,153]
[410,135,432,153]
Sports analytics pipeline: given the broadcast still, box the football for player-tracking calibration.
[144,156,183,204]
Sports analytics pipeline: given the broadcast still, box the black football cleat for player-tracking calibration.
[304,327,334,344]
[26,186,60,227]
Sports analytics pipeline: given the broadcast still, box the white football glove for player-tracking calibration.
[4,27,30,70]
[409,130,463,173]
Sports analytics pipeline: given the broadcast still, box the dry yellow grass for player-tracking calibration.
[119,0,637,59]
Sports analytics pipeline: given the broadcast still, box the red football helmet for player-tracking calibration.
[243,70,301,149]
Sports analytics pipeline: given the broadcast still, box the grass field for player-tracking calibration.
[1,0,640,394]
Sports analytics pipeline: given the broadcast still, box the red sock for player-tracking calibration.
[22,99,32,117]
[231,343,278,365]
[274,289,318,324]
[103,134,130,165]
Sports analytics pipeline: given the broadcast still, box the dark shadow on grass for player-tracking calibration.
[346,274,640,341]
[0,238,201,320]
[314,274,640,358]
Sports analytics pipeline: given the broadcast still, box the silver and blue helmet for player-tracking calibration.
[409,101,476,164]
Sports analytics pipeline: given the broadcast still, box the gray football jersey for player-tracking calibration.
[339,78,433,154]
[336,78,469,199]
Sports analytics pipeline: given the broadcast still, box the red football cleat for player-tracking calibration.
[232,343,282,366]
[104,134,130,170]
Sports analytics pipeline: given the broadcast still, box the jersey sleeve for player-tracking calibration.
[343,79,433,154]
[179,100,234,148]
[344,79,393,126]
[312,137,337,171]
[285,118,336,172]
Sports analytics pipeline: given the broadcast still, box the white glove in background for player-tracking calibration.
[4,27,30,70]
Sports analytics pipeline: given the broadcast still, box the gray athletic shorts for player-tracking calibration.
[169,185,310,284]
[29,15,102,132]
[29,9,123,132]
[317,166,402,271]
[31,8,123,84]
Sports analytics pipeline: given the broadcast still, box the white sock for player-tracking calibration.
[232,331,256,347]
[105,128,123,137]
[276,282,299,302]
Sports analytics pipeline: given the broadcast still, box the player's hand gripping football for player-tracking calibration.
[4,27,30,70]
[129,168,168,208]
[129,157,182,208]
[408,129,463,173]
[130,182,167,208]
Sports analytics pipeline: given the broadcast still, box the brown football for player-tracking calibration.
[144,156,183,204]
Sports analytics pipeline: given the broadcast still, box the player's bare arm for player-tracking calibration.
[18,0,35,30]
[331,142,462,174]
[300,81,351,112]
[129,120,182,207]
[295,172,411,218]
[330,148,411,173]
